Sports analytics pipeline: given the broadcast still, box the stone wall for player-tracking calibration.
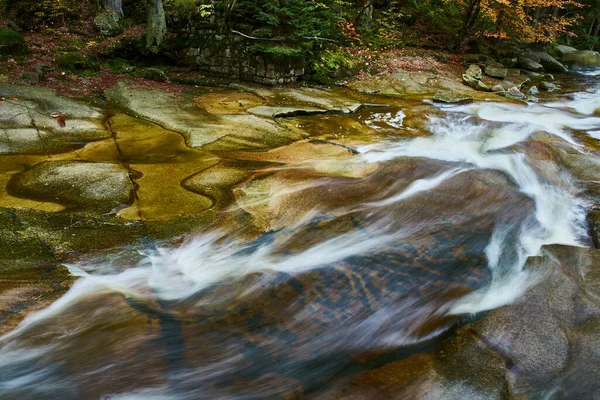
[164,3,306,85]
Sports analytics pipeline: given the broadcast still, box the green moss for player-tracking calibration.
[0,28,27,54]
[54,53,99,73]
[312,49,360,84]
[250,43,305,58]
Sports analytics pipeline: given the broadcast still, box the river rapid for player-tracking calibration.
[1,71,600,399]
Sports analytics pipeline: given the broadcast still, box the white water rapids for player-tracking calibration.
[1,72,600,398]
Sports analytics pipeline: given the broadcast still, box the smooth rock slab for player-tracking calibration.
[9,161,133,212]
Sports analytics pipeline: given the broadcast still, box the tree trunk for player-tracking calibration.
[453,0,481,51]
[102,0,123,19]
[355,0,375,33]
[145,0,167,50]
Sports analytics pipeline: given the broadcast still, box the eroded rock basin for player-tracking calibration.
[1,73,600,398]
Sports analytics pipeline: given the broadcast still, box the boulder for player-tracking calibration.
[520,70,543,81]
[556,45,578,56]
[519,58,544,72]
[491,84,505,93]
[519,51,541,63]
[462,73,490,91]
[562,50,600,69]
[19,71,44,83]
[535,51,568,73]
[0,28,26,56]
[527,86,539,95]
[8,161,133,212]
[464,64,482,80]
[543,73,555,81]
[500,57,518,68]
[144,68,168,82]
[540,81,557,91]
[506,86,526,99]
[485,60,504,68]
[54,53,98,72]
[464,54,486,64]
[484,65,507,79]
[93,12,123,36]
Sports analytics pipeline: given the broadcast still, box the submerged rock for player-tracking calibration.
[331,245,600,399]
[9,161,133,212]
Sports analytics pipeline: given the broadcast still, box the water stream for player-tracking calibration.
[1,71,599,398]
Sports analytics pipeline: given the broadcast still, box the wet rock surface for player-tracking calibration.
[8,161,133,212]
[0,70,600,398]
[326,245,600,399]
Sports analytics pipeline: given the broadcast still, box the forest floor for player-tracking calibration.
[0,22,467,98]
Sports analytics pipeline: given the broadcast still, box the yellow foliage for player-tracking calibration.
[451,0,583,43]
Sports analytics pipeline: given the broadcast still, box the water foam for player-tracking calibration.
[359,111,587,314]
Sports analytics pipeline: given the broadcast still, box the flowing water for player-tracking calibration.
[1,71,600,399]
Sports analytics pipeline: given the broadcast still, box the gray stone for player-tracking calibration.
[540,81,557,91]
[519,57,544,73]
[464,54,486,64]
[19,71,44,83]
[485,60,504,68]
[507,86,525,99]
[143,68,168,82]
[527,86,539,95]
[9,161,133,212]
[562,50,600,69]
[520,70,543,81]
[93,12,123,36]
[519,51,541,63]
[464,64,482,80]
[484,65,507,79]
[500,57,518,68]
[543,73,555,81]
[491,84,505,93]
[432,92,474,104]
[535,51,568,73]
[556,45,578,56]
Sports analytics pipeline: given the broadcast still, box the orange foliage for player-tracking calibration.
[452,0,583,43]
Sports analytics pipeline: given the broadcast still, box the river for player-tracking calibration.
[0,71,599,399]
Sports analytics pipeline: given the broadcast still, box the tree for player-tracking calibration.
[102,0,123,19]
[145,0,166,49]
[451,0,583,49]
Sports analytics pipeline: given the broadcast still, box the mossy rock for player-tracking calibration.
[93,12,123,36]
[8,161,134,213]
[0,28,27,55]
[54,53,99,73]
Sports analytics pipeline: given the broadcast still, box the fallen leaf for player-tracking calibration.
[56,115,66,128]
